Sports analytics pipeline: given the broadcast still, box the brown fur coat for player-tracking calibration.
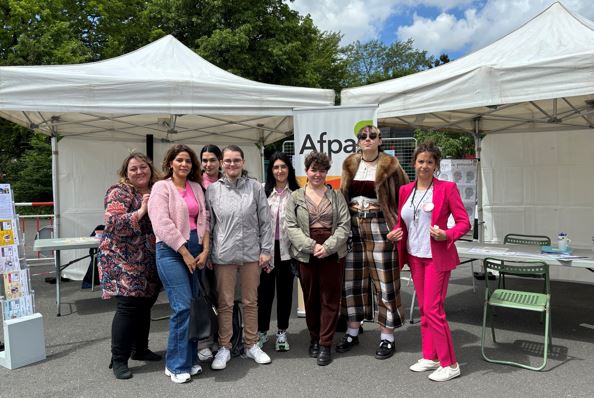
[340,152,410,228]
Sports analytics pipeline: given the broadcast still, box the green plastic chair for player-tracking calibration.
[481,257,552,371]
[501,233,551,291]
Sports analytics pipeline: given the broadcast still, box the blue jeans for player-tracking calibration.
[156,230,203,374]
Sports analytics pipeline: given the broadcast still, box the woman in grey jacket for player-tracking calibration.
[205,145,273,371]
[285,151,350,366]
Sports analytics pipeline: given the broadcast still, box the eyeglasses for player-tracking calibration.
[358,132,379,140]
[223,159,243,166]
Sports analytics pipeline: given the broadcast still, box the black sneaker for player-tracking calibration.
[375,339,395,360]
[336,334,359,353]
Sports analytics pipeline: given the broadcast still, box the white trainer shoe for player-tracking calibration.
[198,347,213,362]
[409,358,440,372]
[164,367,191,384]
[428,365,461,382]
[190,364,202,376]
[211,347,231,370]
[246,344,272,364]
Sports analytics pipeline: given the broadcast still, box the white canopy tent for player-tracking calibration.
[342,2,594,136]
[342,2,594,282]
[0,35,334,278]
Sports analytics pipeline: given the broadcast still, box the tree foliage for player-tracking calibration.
[415,129,475,159]
[341,38,450,87]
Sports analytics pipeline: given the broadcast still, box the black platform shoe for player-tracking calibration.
[317,346,332,366]
[375,339,395,360]
[109,359,132,380]
[335,334,359,353]
[131,349,162,361]
[308,341,320,358]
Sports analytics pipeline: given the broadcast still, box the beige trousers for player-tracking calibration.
[214,262,260,348]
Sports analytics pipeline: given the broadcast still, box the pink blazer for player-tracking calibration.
[395,178,471,272]
[148,179,209,251]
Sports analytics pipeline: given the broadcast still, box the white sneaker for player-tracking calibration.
[409,358,440,372]
[198,347,213,362]
[428,365,461,382]
[257,331,269,348]
[246,344,272,364]
[164,367,191,384]
[211,347,231,370]
[190,364,202,376]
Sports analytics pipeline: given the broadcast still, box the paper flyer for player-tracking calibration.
[3,269,30,299]
[0,244,20,272]
[0,184,15,219]
[1,293,34,320]
[0,218,18,246]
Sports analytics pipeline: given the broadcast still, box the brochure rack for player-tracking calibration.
[0,184,46,369]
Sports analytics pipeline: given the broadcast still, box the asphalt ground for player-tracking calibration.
[1,262,594,398]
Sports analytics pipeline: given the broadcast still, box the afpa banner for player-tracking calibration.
[293,105,378,188]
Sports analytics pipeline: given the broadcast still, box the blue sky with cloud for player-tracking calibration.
[287,0,594,59]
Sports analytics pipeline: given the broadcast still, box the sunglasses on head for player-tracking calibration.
[358,132,379,140]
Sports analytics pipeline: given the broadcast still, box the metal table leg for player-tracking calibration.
[55,250,61,316]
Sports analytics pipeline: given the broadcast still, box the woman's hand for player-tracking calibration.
[259,254,272,268]
[387,227,403,242]
[137,193,150,218]
[182,252,197,273]
[313,243,328,258]
[430,225,446,241]
[196,251,208,270]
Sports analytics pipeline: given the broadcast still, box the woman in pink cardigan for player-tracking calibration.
[148,144,210,384]
[388,141,470,382]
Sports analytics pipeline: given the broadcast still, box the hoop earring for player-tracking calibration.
[434,169,441,177]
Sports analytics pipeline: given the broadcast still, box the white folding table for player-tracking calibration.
[33,237,100,316]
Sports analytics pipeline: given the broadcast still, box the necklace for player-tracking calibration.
[362,152,380,163]
[410,179,433,224]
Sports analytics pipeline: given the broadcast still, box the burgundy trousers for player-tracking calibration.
[299,227,345,347]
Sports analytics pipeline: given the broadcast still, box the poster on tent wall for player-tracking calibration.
[439,159,477,229]
[293,105,378,188]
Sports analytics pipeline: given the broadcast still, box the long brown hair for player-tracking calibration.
[161,144,202,184]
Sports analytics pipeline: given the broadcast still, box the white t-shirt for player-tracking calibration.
[401,187,433,258]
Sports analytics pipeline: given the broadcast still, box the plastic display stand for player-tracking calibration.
[0,312,46,369]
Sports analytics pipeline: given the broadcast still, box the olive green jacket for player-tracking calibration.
[284,185,351,263]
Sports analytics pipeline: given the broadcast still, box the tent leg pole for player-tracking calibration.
[51,133,62,315]
[473,118,483,243]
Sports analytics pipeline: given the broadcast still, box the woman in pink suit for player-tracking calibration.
[388,141,470,382]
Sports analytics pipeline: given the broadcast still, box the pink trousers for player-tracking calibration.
[408,255,456,367]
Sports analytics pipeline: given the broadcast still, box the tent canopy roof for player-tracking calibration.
[341,2,594,135]
[0,35,335,144]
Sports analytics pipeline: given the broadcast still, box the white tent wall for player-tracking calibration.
[59,137,262,280]
[481,129,594,283]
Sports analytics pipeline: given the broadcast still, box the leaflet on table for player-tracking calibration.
[1,292,35,321]
[0,244,20,272]
[0,218,19,246]
[2,269,30,299]
[0,184,15,219]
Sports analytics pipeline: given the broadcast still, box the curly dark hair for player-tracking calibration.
[265,152,300,197]
[412,141,442,171]
[304,151,331,171]
[161,144,202,183]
